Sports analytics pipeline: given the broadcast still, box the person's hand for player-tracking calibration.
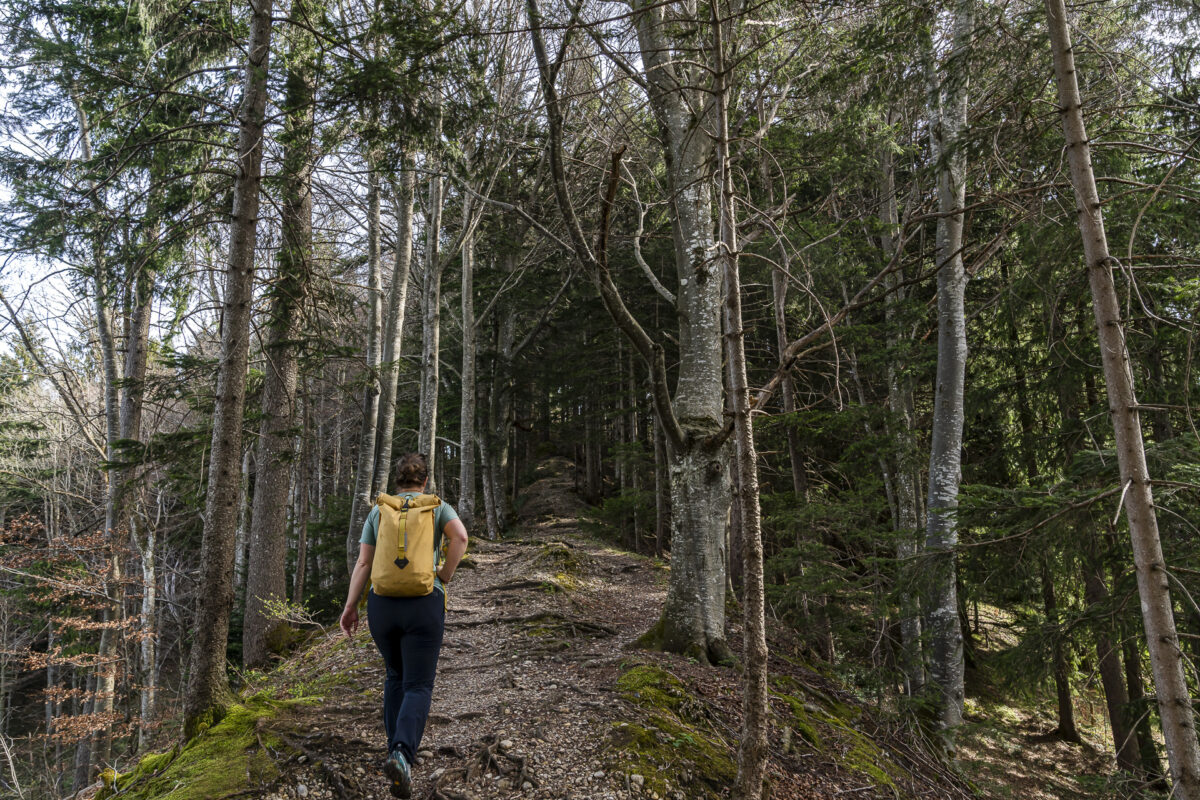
[339,605,359,638]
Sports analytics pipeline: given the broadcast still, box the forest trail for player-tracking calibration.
[97,457,972,800]
[273,456,676,800]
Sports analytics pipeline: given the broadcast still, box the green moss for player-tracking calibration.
[98,697,291,800]
[608,718,736,798]
[768,675,912,796]
[609,663,734,798]
[532,542,583,576]
[635,618,665,651]
[770,689,823,748]
[617,664,687,713]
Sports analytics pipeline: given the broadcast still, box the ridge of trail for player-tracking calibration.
[280,456,674,800]
[254,457,967,800]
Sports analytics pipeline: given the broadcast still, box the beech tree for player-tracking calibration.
[920,0,974,747]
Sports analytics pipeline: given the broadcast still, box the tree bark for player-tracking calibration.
[183,0,274,740]
[459,192,478,527]
[713,13,767,791]
[418,127,446,490]
[921,0,973,747]
[372,163,417,497]
[243,10,315,667]
[1082,541,1140,773]
[527,0,731,663]
[122,264,154,752]
[345,153,384,576]
[880,138,923,696]
[1044,0,1200,792]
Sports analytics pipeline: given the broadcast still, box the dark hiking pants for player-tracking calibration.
[366,589,446,760]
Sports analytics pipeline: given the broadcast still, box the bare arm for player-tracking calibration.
[438,519,469,584]
[339,543,375,637]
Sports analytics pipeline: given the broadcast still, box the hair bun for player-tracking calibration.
[395,452,430,488]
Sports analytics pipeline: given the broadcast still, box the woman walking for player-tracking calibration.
[340,453,470,798]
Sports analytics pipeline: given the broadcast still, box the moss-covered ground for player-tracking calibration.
[94,635,359,800]
[96,696,294,800]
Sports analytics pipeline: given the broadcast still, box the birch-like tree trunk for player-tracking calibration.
[1044,0,1200,791]
[921,0,973,746]
[713,13,767,792]
[345,153,384,576]
[372,163,416,498]
[92,265,121,771]
[243,8,315,667]
[182,0,274,740]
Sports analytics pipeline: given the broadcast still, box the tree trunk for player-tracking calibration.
[345,154,384,576]
[880,139,923,696]
[119,262,155,751]
[1040,559,1079,742]
[1044,0,1200,792]
[1122,636,1166,785]
[1082,541,1140,773]
[630,0,731,663]
[528,0,730,663]
[653,413,669,558]
[183,0,274,740]
[243,12,315,667]
[459,194,477,526]
[234,448,252,595]
[920,0,973,747]
[372,163,416,497]
[714,15,768,791]
[418,132,446,489]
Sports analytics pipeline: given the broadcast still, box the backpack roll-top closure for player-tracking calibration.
[370,493,442,598]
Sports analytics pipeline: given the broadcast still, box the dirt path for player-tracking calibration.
[274,457,673,800]
[253,457,968,800]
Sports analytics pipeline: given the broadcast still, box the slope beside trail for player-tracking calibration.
[97,457,970,800]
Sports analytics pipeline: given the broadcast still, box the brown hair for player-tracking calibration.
[395,452,429,489]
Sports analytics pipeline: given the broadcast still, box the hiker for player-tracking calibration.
[339,452,469,799]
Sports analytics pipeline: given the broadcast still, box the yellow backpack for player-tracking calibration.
[370,493,442,597]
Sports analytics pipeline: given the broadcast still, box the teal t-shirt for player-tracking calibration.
[361,493,459,595]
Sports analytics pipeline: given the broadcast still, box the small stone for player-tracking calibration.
[592,770,605,779]
[297,755,308,764]
[631,774,645,788]
[297,785,308,798]
[548,684,558,689]
[354,767,365,775]
[499,779,512,790]
[500,739,514,750]
[522,781,533,790]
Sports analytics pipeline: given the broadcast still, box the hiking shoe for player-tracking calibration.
[384,749,412,798]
